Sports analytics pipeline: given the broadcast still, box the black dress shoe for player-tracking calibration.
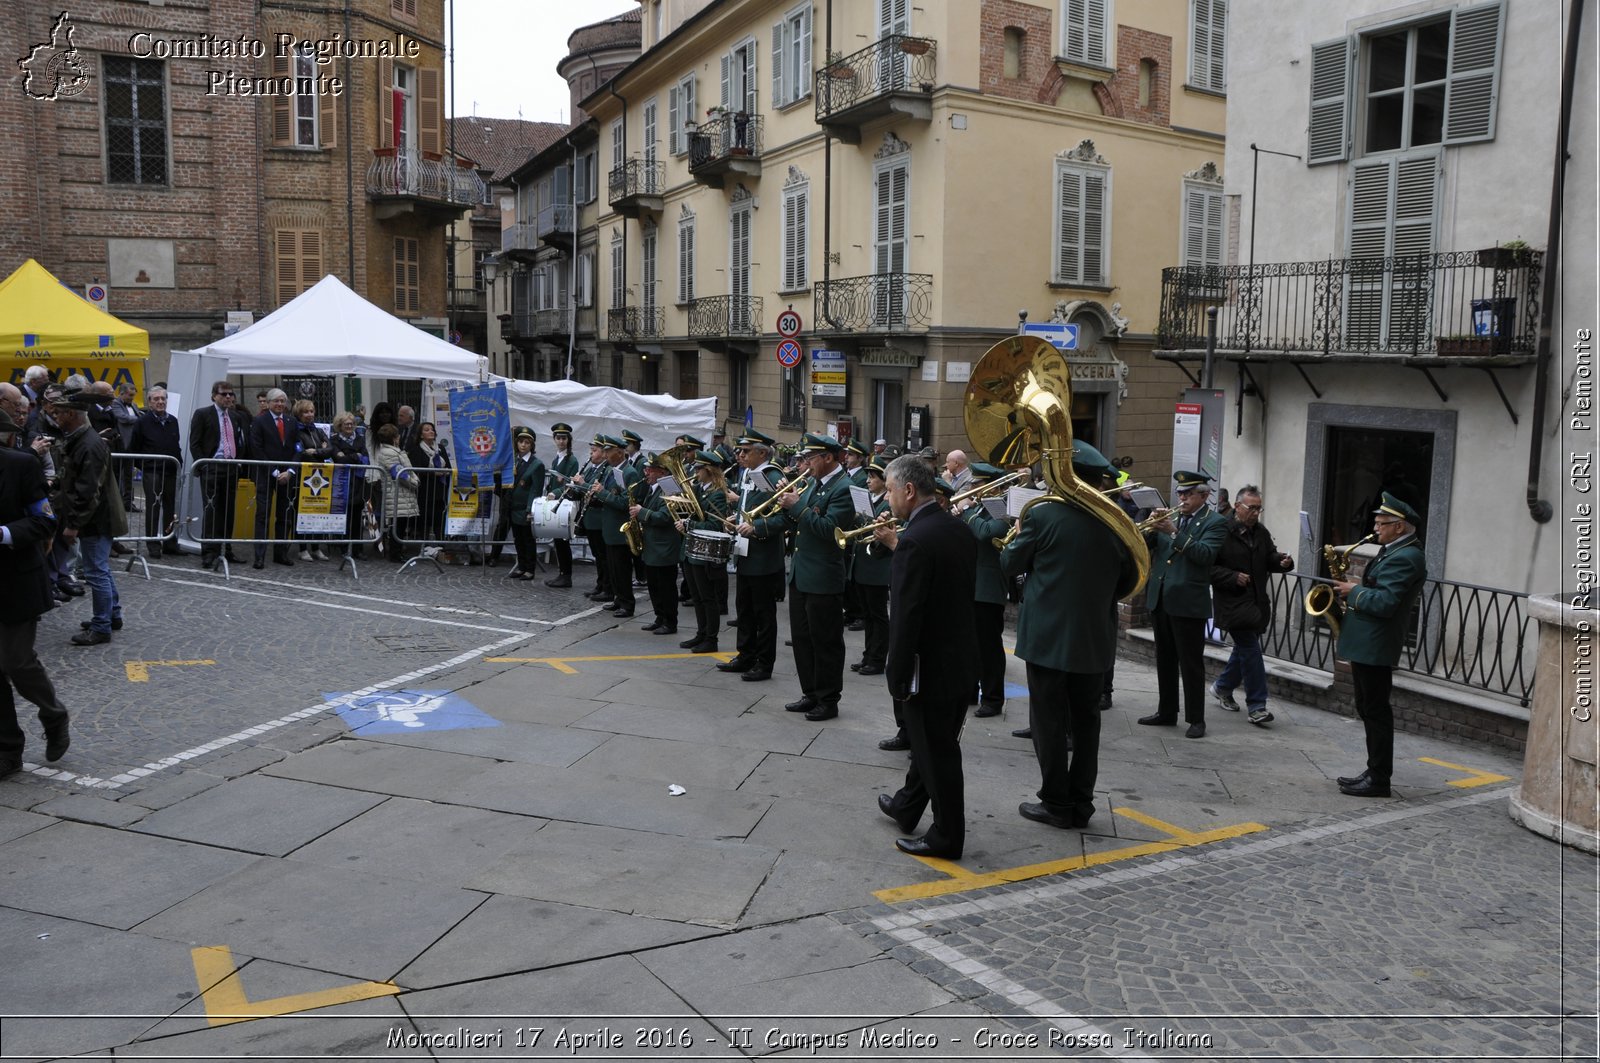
[200,555,218,570]
[804,704,838,722]
[80,618,123,631]
[1019,801,1089,830]
[546,575,572,588]
[846,619,866,631]
[1340,778,1392,798]
[70,630,111,646]
[849,662,863,673]
[716,658,752,673]
[740,668,772,682]
[653,626,678,635]
[1011,726,1032,739]
[895,836,961,860]
[642,621,663,631]
[585,590,609,600]
[274,555,294,566]
[1186,722,1206,739]
[690,641,719,654]
[252,560,265,570]
[57,580,86,597]
[784,697,817,713]
[43,719,69,762]
[878,734,910,751]
[878,792,919,834]
[974,702,1003,718]
[0,756,21,779]
[1335,770,1370,787]
[857,663,884,676]
[611,608,635,619]
[1099,692,1113,711]
[595,600,616,610]
[678,636,702,648]
[1137,713,1177,726]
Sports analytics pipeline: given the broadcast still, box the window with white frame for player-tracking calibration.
[1307,1,1504,166]
[610,231,625,308]
[1052,156,1109,286]
[292,48,319,145]
[610,119,624,171]
[575,150,597,204]
[576,251,594,307]
[677,212,696,305]
[1060,0,1109,66]
[642,97,658,167]
[772,3,812,108]
[641,224,658,312]
[1189,0,1226,91]
[721,37,759,115]
[1180,180,1223,273]
[781,180,809,292]
[668,75,697,155]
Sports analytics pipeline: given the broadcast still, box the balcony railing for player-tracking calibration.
[688,294,762,338]
[447,287,483,313]
[606,305,664,340]
[813,273,933,331]
[608,157,665,210]
[816,34,937,128]
[501,222,537,255]
[1258,571,1534,705]
[366,148,486,206]
[536,203,574,242]
[1157,250,1543,359]
[688,111,763,175]
[509,309,566,339]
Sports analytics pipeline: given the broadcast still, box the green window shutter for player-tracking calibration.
[1443,0,1504,144]
[1307,37,1353,165]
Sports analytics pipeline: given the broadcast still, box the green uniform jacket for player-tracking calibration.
[736,464,787,577]
[593,461,643,547]
[851,495,893,587]
[1001,499,1138,674]
[635,484,684,567]
[850,466,869,489]
[547,451,580,494]
[961,503,1009,605]
[1145,506,1228,617]
[784,467,857,594]
[506,455,546,526]
[684,479,732,567]
[1337,537,1426,667]
[578,460,609,532]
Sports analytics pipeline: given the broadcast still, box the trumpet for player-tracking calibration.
[1136,507,1172,533]
[834,514,899,550]
[1303,534,1376,637]
[743,473,812,520]
[948,469,1031,509]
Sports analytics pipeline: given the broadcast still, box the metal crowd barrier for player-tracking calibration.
[106,452,183,580]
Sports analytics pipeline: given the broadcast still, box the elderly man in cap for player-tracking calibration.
[777,433,858,721]
[1139,470,1228,738]
[0,406,71,775]
[710,428,736,467]
[50,390,126,645]
[720,430,788,682]
[1332,493,1427,797]
[543,423,580,588]
[591,434,644,618]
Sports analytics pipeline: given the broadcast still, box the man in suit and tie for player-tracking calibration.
[1139,470,1228,738]
[777,433,858,722]
[1332,492,1427,797]
[249,388,301,568]
[188,380,249,569]
[873,454,977,860]
[132,385,182,557]
[394,405,418,452]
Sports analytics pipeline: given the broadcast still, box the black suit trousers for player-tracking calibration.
[583,530,610,595]
[0,619,68,758]
[1350,662,1395,784]
[646,563,679,629]
[1153,606,1208,723]
[142,463,178,549]
[888,691,967,851]
[734,571,782,667]
[790,588,845,706]
[605,543,636,612]
[198,465,239,560]
[974,600,1006,705]
[254,471,296,558]
[1027,663,1103,820]
[859,584,888,668]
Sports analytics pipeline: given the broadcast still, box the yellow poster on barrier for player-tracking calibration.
[445,473,487,537]
[296,462,346,534]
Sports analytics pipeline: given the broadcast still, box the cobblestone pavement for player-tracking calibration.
[0,552,1594,1060]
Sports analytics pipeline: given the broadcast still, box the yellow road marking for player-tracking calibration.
[875,807,1268,903]
[487,651,735,673]
[190,946,399,1027]
[125,659,216,683]
[1418,756,1512,788]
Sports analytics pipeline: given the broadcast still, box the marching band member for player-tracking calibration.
[778,433,857,723]
[677,450,732,654]
[592,435,642,619]
[718,430,787,682]
[575,435,613,605]
[956,461,1011,719]
[543,422,579,588]
[505,426,546,581]
[631,453,682,635]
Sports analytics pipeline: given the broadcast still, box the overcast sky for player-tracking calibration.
[447,0,641,123]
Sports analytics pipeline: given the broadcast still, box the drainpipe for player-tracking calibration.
[606,73,627,323]
[566,133,579,380]
[820,0,843,329]
[1526,0,1583,524]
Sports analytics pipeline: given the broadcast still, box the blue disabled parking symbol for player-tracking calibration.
[329,689,500,735]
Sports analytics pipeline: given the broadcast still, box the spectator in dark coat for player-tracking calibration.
[131,385,182,556]
[1208,485,1293,726]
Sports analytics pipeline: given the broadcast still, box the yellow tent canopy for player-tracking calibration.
[0,258,150,393]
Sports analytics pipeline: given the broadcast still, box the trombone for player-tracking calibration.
[742,473,812,520]
[833,513,900,550]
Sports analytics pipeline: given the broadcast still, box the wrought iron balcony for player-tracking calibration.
[365,148,486,219]
[687,111,763,188]
[607,157,665,219]
[1156,250,1543,363]
[607,305,665,340]
[501,221,538,261]
[508,309,566,341]
[815,34,936,144]
[688,294,762,338]
[813,273,933,332]
[447,287,484,314]
[536,203,574,247]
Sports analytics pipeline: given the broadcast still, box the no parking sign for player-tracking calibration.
[775,339,802,368]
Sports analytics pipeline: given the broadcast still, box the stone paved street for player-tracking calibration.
[0,555,1593,1060]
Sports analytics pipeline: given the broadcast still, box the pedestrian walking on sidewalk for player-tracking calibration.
[1209,485,1294,726]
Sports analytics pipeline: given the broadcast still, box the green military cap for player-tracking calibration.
[1071,441,1117,480]
[620,429,644,446]
[866,460,888,478]
[844,439,870,458]
[676,434,707,449]
[799,432,842,454]
[932,476,956,498]
[970,461,1006,479]
[597,433,626,449]
[512,425,535,442]
[644,451,668,470]
[1374,491,1419,523]
[693,449,727,468]
[737,428,776,447]
[550,422,573,435]
[1173,469,1213,492]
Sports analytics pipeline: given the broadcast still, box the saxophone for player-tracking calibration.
[1303,534,1376,637]
[620,479,645,556]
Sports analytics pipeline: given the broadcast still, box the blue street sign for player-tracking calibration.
[1022,322,1079,351]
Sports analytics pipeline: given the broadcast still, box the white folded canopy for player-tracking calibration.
[191,274,484,379]
[494,377,718,453]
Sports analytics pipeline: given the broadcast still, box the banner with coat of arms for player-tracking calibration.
[448,382,513,485]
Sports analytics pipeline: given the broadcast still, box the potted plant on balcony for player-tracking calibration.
[1476,239,1534,270]
[824,51,855,79]
[1436,333,1497,357]
[898,37,931,56]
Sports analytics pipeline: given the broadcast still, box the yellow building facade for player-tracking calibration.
[586,0,1226,471]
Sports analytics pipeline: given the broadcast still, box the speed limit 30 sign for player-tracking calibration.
[775,308,803,339]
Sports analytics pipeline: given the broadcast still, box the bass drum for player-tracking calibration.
[532,497,576,541]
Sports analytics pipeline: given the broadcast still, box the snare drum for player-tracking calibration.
[686,529,735,564]
[532,498,576,540]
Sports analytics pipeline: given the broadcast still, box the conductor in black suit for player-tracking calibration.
[873,455,977,860]
[249,388,301,567]
[188,380,249,569]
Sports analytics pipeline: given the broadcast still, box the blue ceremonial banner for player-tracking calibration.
[449,382,513,484]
